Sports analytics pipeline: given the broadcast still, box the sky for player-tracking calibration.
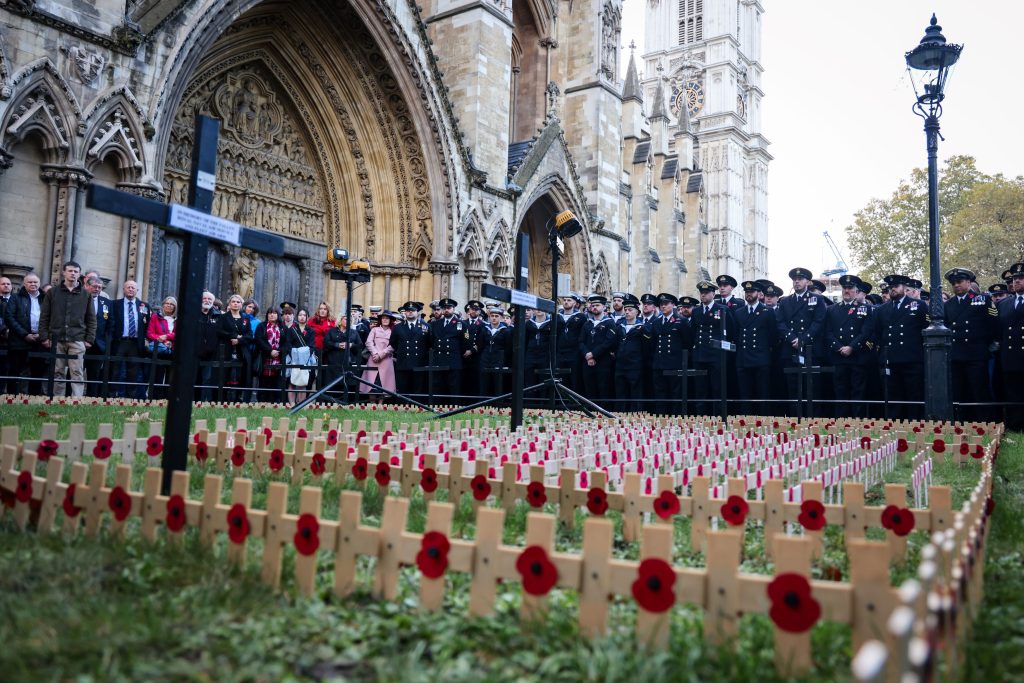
[620,1,1024,286]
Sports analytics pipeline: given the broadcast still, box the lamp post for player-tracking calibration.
[905,14,962,421]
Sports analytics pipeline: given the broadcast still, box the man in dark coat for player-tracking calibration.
[775,267,828,415]
[391,301,429,398]
[110,280,150,399]
[944,268,1000,421]
[83,275,113,396]
[578,295,619,408]
[646,292,692,415]
[825,275,875,417]
[428,298,468,401]
[477,306,512,398]
[691,281,734,415]
[4,272,46,394]
[0,276,13,394]
[873,274,929,419]
[734,281,777,415]
[615,295,649,412]
[556,294,586,391]
[997,262,1024,429]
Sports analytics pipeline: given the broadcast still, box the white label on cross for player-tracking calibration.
[510,289,537,308]
[195,170,217,192]
[168,204,241,246]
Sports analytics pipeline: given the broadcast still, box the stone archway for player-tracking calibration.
[147,0,452,310]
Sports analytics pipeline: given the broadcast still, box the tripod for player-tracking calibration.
[436,224,615,422]
[289,268,437,415]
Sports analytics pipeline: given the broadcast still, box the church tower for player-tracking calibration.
[642,0,770,282]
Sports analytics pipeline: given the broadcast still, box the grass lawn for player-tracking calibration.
[0,405,1019,682]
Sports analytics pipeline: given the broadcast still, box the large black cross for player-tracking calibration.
[86,115,285,492]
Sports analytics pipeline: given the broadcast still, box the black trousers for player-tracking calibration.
[1003,370,1024,431]
[832,364,868,417]
[952,359,991,422]
[115,340,146,399]
[395,368,422,398]
[615,371,644,413]
[479,368,507,401]
[8,345,46,394]
[436,367,461,401]
[581,362,614,407]
[652,369,681,416]
[694,361,722,415]
[737,365,770,415]
[84,347,108,397]
[886,362,924,420]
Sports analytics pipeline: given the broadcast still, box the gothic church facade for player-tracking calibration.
[0,0,767,309]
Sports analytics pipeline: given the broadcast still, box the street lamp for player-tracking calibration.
[905,14,962,421]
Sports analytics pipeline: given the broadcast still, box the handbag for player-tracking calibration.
[146,340,173,357]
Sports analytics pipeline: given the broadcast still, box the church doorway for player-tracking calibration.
[149,0,446,311]
[517,194,588,299]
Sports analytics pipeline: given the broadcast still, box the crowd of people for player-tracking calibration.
[1,260,1022,429]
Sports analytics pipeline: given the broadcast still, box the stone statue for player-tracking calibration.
[231,248,258,301]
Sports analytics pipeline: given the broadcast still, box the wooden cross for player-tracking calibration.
[86,115,285,493]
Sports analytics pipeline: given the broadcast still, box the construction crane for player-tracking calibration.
[822,231,848,277]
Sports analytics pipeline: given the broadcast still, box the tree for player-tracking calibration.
[943,175,1024,284]
[845,155,989,286]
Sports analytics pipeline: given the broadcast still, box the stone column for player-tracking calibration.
[428,260,459,300]
[465,268,489,299]
[41,166,91,284]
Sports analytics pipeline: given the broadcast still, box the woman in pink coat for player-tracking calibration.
[361,311,396,396]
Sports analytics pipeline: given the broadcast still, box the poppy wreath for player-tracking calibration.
[293,513,320,556]
[166,494,187,533]
[296,428,308,439]
[268,448,285,472]
[356,429,367,444]
[15,470,33,503]
[194,441,209,463]
[374,462,391,487]
[721,495,750,527]
[587,487,609,516]
[108,486,132,521]
[653,490,680,520]
[227,503,250,544]
[310,453,326,476]
[416,531,450,579]
[526,481,547,508]
[881,505,915,537]
[767,572,821,633]
[860,436,872,450]
[932,438,946,454]
[231,445,246,468]
[470,474,491,501]
[959,442,970,456]
[37,439,59,461]
[971,444,985,460]
[351,457,368,481]
[420,468,438,493]
[326,429,339,446]
[62,483,82,518]
[631,558,677,613]
[92,437,113,459]
[798,500,826,531]
[897,438,909,453]
[146,435,163,457]
[516,545,558,596]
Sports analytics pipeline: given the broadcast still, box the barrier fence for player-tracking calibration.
[0,414,1001,680]
[2,347,1022,422]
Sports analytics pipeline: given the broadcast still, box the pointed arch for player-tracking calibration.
[457,210,486,269]
[1,59,81,164]
[590,251,612,295]
[81,91,151,181]
[487,219,513,281]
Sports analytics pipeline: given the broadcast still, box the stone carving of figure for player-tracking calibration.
[231,248,258,301]
[232,79,260,137]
